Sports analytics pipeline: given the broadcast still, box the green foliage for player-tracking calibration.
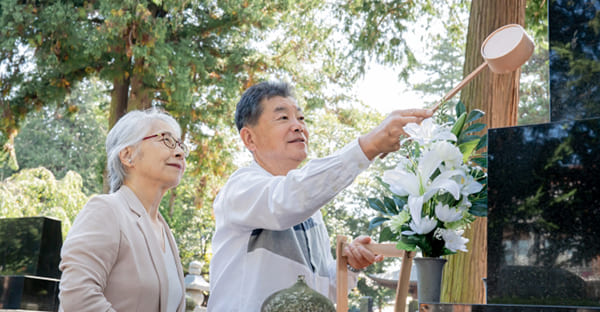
[0,79,109,194]
[330,0,425,81]
[411,0,469,109]
[0,167,89,237]
[519,0,550,125]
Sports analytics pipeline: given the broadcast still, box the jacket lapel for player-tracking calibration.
[119,186,169,312]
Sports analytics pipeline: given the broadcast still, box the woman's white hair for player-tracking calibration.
[105,108,182,193]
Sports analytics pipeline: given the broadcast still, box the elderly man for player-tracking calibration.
[208,81,432,311]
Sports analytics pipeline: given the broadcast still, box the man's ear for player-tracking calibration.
[119,147,135,168]
[240,127,257,153]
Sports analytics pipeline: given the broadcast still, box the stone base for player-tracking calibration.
[0,275,59,312]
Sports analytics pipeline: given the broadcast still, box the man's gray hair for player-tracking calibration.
[105,108,182,193]
[235,81,294,132]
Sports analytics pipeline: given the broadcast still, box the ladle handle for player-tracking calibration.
[432,61,489,112]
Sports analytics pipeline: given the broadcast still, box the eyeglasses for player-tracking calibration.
[142,132,190,157]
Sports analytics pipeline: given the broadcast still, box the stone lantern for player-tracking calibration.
[184,260,210,312]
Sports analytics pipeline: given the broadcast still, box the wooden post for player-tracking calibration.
[336,235,349,312]
[336,236,415,312]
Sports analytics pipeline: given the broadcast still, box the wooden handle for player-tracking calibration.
[432,61,488,113]
[336,239,415,312]
[363,243,405,257]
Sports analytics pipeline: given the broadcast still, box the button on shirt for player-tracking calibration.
[208,139,372,311]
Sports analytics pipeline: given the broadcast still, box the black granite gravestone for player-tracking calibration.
[420,303,600,312]
[549,0,600,122]
[0,217,62,311]
[487,118,600,306]
[485,0,600,307]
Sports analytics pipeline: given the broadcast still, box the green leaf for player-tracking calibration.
[392,195,407,210]
[463,123,486,134]
[441,248,457,256]
[455,101,466,117]
[368,198,389,216]
[466,109,485,124]
[475,134,488,151]
[457,133,479,145]
[396,240,417,251]
[379,226,397,242]
[458,139,480,163]
[472,153,487,168]
[451,112,467,137]
[368,216,389,230]
[383,196,399,214]
[469,198,488,217]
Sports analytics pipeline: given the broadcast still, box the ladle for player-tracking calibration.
[431,24,535,112]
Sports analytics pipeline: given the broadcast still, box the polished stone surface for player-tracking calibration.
[487,117,600,306]
[0,217,62,311]
[420,303,600,312]
[549,0,600,121]
[0,217,62,279]
[0,275,59,311]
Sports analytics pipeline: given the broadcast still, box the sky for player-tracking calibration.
[353,15,448,114]
[355,63,432,114]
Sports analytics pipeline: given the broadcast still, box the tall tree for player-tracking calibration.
[1,0,336,194]
[0,78,109,194]
[441,0,527,304]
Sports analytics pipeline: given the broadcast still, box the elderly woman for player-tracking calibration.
[59,109,188,312]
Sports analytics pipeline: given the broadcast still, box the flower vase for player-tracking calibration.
[414,257,447,304]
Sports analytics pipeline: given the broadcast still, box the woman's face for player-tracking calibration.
[130,120,186,190]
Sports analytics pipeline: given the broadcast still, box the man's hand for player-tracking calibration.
[358,108,433,160]
[343,235,384,271]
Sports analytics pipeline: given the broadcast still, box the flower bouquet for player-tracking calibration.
[368,103,487,258]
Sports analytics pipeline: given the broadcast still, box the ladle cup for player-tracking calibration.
[431,24,535,112]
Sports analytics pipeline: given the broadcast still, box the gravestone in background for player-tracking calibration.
[549,0,600,122]
[485,0,600,307]
[0,217,62,311]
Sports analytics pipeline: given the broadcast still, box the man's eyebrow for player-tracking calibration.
[273,106,289,113]
[273,105,302,113]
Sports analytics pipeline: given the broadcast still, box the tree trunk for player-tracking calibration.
[441,0,526,304]
[129,59,153,110]
[103,76,131,193]
[109,76,131,129]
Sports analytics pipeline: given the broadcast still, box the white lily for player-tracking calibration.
[427,141,463,168]
[460,174,484,196]
[425,170,463,201]
[403,118,457,145]
[404,216,438,235]
[401,196,437,235]
[383,157,463,202]
[438,228,469,252]
[435,202,464,223]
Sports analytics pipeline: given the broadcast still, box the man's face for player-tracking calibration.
[242,96,309,174]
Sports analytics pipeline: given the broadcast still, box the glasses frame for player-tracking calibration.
[142,132,190,157]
